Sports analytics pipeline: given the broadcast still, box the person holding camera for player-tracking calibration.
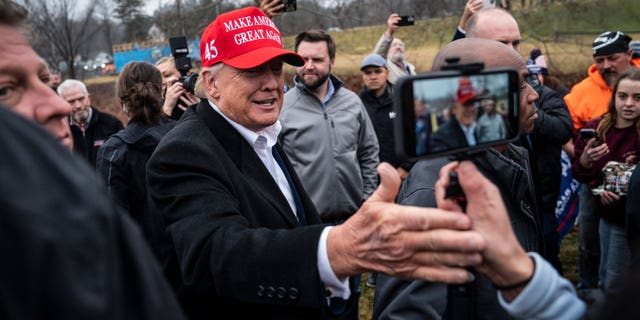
[572,67,640,291]
[373,13,416,85]
[373,37,541,320]
[155,56,200,120]
[96,61,176,251]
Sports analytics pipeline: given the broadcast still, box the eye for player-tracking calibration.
[519,81,527,91]
[242,67,261,75]
[0,83,18,106]
[0,85,12,98]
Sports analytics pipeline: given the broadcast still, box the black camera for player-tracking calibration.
[169,36,198,94]
[394,63,521,161]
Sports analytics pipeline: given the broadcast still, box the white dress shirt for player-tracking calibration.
[208,101,350,299]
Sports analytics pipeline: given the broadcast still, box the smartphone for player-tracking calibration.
[394,67,521,161]
[396,15,415,27]
[578,128,602,146]
[277,0,297,13]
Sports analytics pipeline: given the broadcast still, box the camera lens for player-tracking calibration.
[182,73,199,94]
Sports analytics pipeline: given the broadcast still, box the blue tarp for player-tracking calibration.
[113,38,201,73]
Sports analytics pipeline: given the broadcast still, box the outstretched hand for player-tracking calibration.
[327,162,486,284]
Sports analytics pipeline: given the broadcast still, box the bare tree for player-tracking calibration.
[22,0,103,78]
[114,0,151,42]
[97,0,115,56]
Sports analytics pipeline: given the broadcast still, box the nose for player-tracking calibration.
[303,59,315,70]
[262,68,281,91]
[33,81,73,125]
[524,83,539,105]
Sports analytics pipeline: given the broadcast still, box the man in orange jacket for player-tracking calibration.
[565,31,640,133]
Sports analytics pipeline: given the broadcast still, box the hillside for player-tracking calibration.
[90,0,640,126]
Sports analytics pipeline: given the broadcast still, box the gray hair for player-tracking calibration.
[194,63,224,99]
[57,79,88,96]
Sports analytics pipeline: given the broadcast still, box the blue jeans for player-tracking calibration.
[599,219,631,290]
[578,184,600,289]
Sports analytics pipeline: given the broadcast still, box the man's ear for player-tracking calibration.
[202,70,220,99]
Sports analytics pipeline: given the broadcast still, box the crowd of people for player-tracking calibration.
[2,0,640,319]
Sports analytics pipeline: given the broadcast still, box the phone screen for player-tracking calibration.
[394,68,521,161]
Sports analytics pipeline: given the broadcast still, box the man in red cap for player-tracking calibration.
[429,77,480,152]
[146,6,488,320]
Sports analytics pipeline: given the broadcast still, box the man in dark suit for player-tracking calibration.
[146,7,488,320]
[430,77,480,152]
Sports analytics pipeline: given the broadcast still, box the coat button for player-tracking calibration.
[257,285,264,297]
[266,286,276,298]
[276,286,286,299]
[288,287,299,300]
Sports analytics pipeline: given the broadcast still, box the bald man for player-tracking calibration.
[465,7,521,51]
[372,38,541,320]
[465,7,573,275]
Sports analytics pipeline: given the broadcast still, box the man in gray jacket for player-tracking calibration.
[279,29,379,224]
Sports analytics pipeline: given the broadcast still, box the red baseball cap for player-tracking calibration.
[456,77,479,105]
[199,7,304,69]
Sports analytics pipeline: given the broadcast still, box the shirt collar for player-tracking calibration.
[459,122,477,134]
[207,100,281,148]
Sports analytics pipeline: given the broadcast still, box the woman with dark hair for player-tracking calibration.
[96,61,176,250]
[573,67,640,290]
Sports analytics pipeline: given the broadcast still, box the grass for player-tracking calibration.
[357,231,580,319]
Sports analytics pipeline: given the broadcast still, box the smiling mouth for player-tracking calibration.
[254,99,276,106]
